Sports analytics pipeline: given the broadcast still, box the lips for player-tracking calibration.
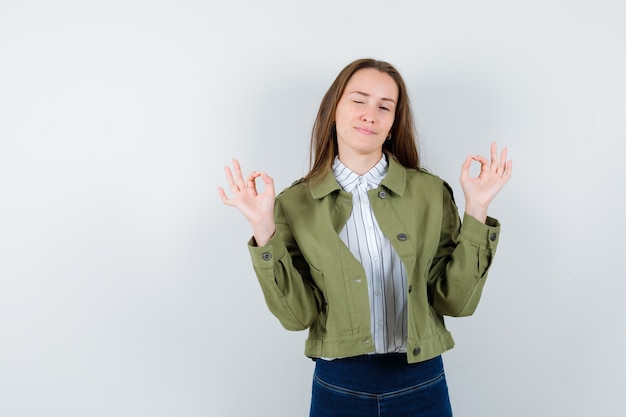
[355,126,376,135]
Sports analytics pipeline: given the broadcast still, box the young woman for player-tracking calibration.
[218,58,512,416]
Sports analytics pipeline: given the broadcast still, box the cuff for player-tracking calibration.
[460,213,501,250]
[247,231,288,268]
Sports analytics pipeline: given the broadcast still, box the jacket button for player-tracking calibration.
[413,347,421,356]
[378,190,387,199]
[408,285,412,293]
[397,233,407,241]
[490,233,497,242]
[262,252,272,261]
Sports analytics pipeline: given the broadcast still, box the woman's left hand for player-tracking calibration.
[460,142,513,223]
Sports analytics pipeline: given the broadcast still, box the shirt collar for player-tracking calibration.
[332,155,388,192]
[310,152,407,199]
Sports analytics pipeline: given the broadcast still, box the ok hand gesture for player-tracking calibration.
[460,142,513,223]
[218,158,276,246]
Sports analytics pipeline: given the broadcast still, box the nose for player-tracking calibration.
[361,106,376,124]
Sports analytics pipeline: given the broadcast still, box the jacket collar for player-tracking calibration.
[332,155,388,193]
[310,153,407,200]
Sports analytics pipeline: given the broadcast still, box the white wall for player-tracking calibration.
[1,1,624,416]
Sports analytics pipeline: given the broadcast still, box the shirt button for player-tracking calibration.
[378,191,387,199]
[262,252,272,261]
[413,347,421,356]
[490,233,497,242]
[375,290,381,296]
[397,233,407,241]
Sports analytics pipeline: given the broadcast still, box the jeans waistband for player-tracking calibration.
[314,354,444,394]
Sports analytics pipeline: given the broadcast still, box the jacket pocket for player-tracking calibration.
[427,304,446,331]
[309,266,328,329]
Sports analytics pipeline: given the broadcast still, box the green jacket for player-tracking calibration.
[248,156,500,363]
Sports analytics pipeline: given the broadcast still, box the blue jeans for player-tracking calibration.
[310,354,453,417]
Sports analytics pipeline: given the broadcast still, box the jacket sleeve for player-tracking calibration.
[428,184,501,317]
[247,198,321,331]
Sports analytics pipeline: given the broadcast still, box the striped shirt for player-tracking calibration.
[332,155,408,354]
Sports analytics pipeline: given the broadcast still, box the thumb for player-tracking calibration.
[259,172,276,197]
[460,155,472,181]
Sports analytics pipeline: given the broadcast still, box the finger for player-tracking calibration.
[471,154,489,174]
[499,147,508,175]
[259,172,276,196]
[504,160,513,180]
[490,142,498,173]
[459,155,473,180]
[224,165,239,193]
[246,171,257,190]
[232,158,246,189]
[217,187,233,206]
[247,171,264,194]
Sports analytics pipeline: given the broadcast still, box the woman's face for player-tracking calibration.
[334,68,398,163]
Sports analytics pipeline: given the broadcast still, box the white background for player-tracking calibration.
[1,1,625,416]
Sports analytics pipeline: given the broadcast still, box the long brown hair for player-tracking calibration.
[305,58,420,183]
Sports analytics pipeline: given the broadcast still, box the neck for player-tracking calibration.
[337,151,383,175]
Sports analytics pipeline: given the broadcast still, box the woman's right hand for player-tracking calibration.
[217,158,276,246]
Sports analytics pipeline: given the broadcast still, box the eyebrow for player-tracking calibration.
[349,90,396,103]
